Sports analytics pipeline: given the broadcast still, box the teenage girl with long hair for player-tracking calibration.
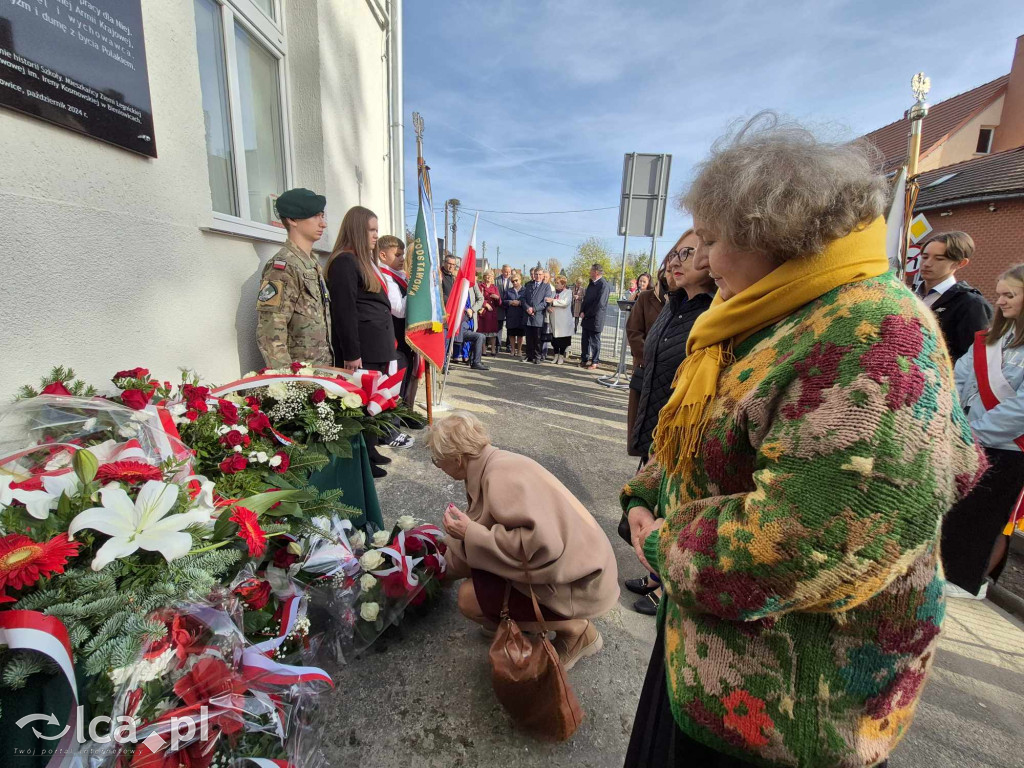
[942,263,1024,598]
[325,206,399,475]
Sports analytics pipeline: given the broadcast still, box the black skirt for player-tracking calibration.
[625,628,888,768]
[941,447,1024,593]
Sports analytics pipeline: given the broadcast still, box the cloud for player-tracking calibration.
[403,0,1024,264]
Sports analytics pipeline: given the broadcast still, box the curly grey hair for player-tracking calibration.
[681,112,888,261]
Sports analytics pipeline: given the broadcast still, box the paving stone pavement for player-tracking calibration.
[320,354,1024,768]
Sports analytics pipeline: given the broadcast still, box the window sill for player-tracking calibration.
[202,213,288,244]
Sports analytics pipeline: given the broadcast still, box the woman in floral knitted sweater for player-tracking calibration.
[621,115,984,768]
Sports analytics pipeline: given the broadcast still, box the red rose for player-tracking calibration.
[242,435,251,447]
[247,412,272,435]
[219,430,245,448]
[408,588,428,607]
[422,554,442,577]
[185,409,199,422]
[218,400,239,425]
[41,381,72,397]
[272,451,290,473]
[163,381,172,391]
[181,384,211,414]
[258,367,271,374]
[405,536,425,555]
[310,389,326,404]
[218,453,248,474]
[290,361,304,373]
[380,571,410,599]
[114,367,150,379]
[245,396,262,409]
[233,577,272,610]
[121,387,153,410]
[436,541,448,555]
[273,546,298,569]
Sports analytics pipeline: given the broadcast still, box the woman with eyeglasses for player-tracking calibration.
[627,266,671,460]
[622,230,715,616]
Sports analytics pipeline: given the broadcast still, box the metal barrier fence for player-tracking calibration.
[493,305,629,365]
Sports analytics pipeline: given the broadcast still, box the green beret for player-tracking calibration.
[275,188,326,220]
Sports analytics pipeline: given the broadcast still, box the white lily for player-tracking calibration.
[68,481,209,571]
[0,476,16,508]
[11,472,82,520]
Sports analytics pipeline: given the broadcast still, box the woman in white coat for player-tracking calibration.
[942,263,1024,599]
[548,275,575,364]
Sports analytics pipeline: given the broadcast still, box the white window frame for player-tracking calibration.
[198,0,294,243]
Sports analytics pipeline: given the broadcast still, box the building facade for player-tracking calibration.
[862,34,1024,303]
[0,0,404,399]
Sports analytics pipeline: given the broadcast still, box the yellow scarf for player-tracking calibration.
[652,217,889,475]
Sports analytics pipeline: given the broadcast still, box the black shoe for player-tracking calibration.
[625,576,659,596]
[532,359,540,365]
[633,593,659,616]
[370,463,388,479]
[471,363,490,371]
[367,446,391,465]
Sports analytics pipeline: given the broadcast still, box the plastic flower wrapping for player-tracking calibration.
[0,365,440,767]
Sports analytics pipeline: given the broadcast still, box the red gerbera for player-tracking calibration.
[230,507,267,558]
[96,460,164,485]
[0,534,80,592]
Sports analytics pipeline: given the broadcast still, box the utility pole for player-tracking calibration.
[481,240,487,266]
[443,199,450,257]
[496,245,501,265]
[450,198,461,259]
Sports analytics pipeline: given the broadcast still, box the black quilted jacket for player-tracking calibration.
[629,290,714,457]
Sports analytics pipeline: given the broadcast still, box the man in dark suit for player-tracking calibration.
[495,264,514,352]
[522,267,553,363]
[918,231,993,363]
[580,263,611,369]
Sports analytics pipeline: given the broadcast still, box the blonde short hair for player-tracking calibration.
[427,412,491,461]
[682,112,887,261]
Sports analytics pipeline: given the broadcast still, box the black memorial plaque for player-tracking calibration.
[0,0,156,157]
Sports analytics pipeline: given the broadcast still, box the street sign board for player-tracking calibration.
[909,213,933,244]
[618,153,671,237]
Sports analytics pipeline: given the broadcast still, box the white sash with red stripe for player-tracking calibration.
[972,331,1024,531]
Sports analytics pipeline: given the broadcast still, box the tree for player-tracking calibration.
[627,250,652,282]
[546,257,562,277]
[567,237,613,285]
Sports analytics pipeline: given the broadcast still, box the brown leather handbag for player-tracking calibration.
[488,581,584,741]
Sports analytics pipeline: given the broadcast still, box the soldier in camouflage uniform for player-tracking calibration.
[256,188,334,369]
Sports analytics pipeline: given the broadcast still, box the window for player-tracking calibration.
[193,0,290,234]
[976,127,994,154]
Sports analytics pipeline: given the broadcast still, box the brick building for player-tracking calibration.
[861,34,1024,301]
[913,148,1024,299]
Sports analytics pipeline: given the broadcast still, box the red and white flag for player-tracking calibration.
[444,214,479,339]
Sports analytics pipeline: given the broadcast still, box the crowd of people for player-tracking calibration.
[431,114,1023,768]
[441,260,614,369]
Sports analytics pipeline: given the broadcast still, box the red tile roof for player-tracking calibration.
[861,76,1009,172]
[914,145,1024,209]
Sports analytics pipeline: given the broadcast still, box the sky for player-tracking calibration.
[402,0,1024,275]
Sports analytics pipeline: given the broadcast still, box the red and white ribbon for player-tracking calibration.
[0,611,79,768]
[146,402,195,466]
[239,595,333,689]
[209,370,405,417]
[372,530,424,590]
[233,759,294,768]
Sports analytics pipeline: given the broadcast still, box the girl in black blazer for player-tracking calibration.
[326,206,398,472]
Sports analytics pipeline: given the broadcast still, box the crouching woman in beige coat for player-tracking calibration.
[430,412,619,670]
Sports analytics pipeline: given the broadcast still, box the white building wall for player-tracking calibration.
[0,0,395,400]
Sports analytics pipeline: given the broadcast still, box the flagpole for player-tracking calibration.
[413,111,435,425]
[901,72,929,284]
